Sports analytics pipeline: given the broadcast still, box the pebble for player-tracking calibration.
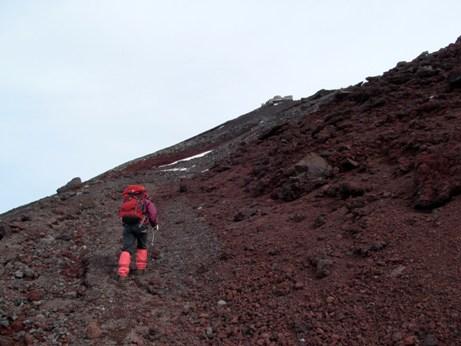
[205,326,214,338]
[217,300,227,306]
[64,291,78,299]
[390,265,406,278]
[326,296,335,304]
[424,334,438,346]
[24,333,34,345]
[23,267,35,279]
[86,321,102,339]
[14,270,24,279]
[294,282,304,290]
[26,289,43,302]
[41,235,55,245]
[403,335,417,345]
[0,319,10,327]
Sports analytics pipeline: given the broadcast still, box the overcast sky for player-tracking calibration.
[1,1,460,213]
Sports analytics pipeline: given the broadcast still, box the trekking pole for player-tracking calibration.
[151,224,158,246]
[150,224,158,261]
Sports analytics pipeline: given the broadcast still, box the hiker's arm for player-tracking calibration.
[145,200,158,226]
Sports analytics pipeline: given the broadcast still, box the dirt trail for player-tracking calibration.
[75,192,221,345]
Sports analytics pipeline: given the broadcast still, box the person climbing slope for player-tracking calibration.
[117,184,158,280]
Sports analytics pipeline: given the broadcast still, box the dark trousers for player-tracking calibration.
[122,224,148,255]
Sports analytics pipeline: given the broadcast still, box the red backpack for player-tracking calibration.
[119,185,147,225]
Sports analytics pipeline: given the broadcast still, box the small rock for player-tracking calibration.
[179,183,188,193]
[392,332,403,342]
[0,336,14,345]
[398,157,413,173]
[390,265,406,278]
[26,289,44,302]
[0,318,10,328]
[309,257,333,279]
[14,270,24,279]
[403,335,417,345]
[339,181,365,199]
[382,191,392,198]
[288,214,306,223]
[0,223,10,240]
[182,303,192,315]
[86,321,102,339]
[423,334,438,346]
[126,330,144,345]
[78,197,96,210]
[312,215,326,229]
[205,326,214,338]
[413,153,452,209]
[294,282,304,290]
[23,267,35,279]
[24,333,35,345]
[316,258,333,278]
[267,249,280,256]
[56,233,72,241]
[64,291,78,299]
[233,212,245,222]
[326,296,335,304]
[41,235,55,245]
[217,300,227,306]
[340,158,359,171]
[353,241,387,257]
[448,74,461,90]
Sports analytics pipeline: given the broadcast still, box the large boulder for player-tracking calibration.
[294,152,332,177]
[414,149,461,209]
[273,153,332,201]
[448,74,461,90]
[0,222,10,241]
[57,177,82,194]
[263,95,294,106]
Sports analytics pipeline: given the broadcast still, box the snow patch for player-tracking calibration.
[161,168,189,172]
[159,150,213,168]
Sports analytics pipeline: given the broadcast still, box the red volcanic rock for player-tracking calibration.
[294,152,332,177]
[0,222,10,240]
[413,149,461,209]
[26,289,44,302]
[86,321,102,339]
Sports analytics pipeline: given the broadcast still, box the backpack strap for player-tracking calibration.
[139,198,148,225]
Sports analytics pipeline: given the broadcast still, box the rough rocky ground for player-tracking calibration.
[2,36,461,345]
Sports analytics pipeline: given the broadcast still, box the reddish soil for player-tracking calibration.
[1,37,461,345]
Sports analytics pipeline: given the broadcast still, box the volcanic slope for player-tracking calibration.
[1,37,461,345]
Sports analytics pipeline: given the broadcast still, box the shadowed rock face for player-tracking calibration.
[1,37,461,345]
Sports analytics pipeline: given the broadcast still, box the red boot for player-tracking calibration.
[136,249,148,273]
[118,251,131,278]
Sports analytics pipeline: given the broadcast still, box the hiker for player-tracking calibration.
[117,184,158,280]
